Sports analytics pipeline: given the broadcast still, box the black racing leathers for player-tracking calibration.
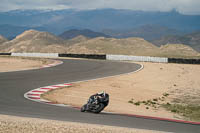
[89,93,109,106]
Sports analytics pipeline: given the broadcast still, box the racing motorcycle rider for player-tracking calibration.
[86,91,109,110]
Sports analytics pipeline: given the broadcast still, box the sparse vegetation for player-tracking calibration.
[128,99,134,104]
[163,93,169,97]
[134,101,141,106]
[153,98,158,102]
[174,84,177,87]
[162,104,200,121]
[128,93,171,109]
[129,98,160,108]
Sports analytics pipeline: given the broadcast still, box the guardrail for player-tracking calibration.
[0,52,200,64]
[11,53,58,58]
[59,54,106,60]
[168,58,200,64]
[106,55,168,63]
[0,53,11,55]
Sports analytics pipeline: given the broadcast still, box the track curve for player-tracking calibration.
[0,59,199,133]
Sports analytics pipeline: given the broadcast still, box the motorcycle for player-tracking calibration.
[80,95,109,113]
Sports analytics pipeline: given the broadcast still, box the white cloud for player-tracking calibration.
[0,0,70,11]
[0,0,200,15]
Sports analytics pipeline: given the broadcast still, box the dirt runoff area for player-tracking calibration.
[0,57,163,133]
[43,62,200,121]
[0,114,164,133]
[0,56,54,72]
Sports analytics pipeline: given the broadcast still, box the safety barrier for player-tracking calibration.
[1,52,200,64]
[106,54,168,63]
[168,58,200,64]
[59,54,106,60]
[0,53,11,55]
[11,53,59,58]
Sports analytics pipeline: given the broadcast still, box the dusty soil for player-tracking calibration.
[43,62,200,121]
[0,56,54,72]
[0,57,164,132]
[0,114,164,133]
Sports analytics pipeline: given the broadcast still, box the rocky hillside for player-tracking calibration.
[152,31,200,52]
[59,29,110,40]
[160,44,200,58]
[0,30,199,58]
[0,30,68,53]
[1,30,162,56]
[66,37,161,56]
[0,35,8,44]
[66,37,200,58]
[65,35,89,46]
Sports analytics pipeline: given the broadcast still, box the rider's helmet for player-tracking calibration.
[98,91,105,97]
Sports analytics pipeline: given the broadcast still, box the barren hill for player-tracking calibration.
[1,30,162,56]
[66,37,200,58]
[152,31,200,52]
[65,35,89,46]
[0,35,8,44]
[66,37,162,56]
[13,30,64,45]
[0,30,68,53]
[0,30,199,58]
[160,44,200,58]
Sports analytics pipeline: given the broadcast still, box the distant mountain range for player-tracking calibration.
[151,31,200,52]
[0,8,200,38]
[59,29,110,40]
[0,24,183,41]
[102,24,183,40]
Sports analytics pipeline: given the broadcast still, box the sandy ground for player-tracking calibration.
[0,114,165,133]
[1,57,199,132]
[0,56,54,72]
[43,62,200,121]
[0,57,164,133]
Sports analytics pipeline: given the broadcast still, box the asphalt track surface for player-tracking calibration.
[0,59,199,133]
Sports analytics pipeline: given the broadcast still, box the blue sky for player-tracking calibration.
[1,0,200,15]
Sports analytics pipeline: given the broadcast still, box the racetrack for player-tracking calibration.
[0,59,199,133]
